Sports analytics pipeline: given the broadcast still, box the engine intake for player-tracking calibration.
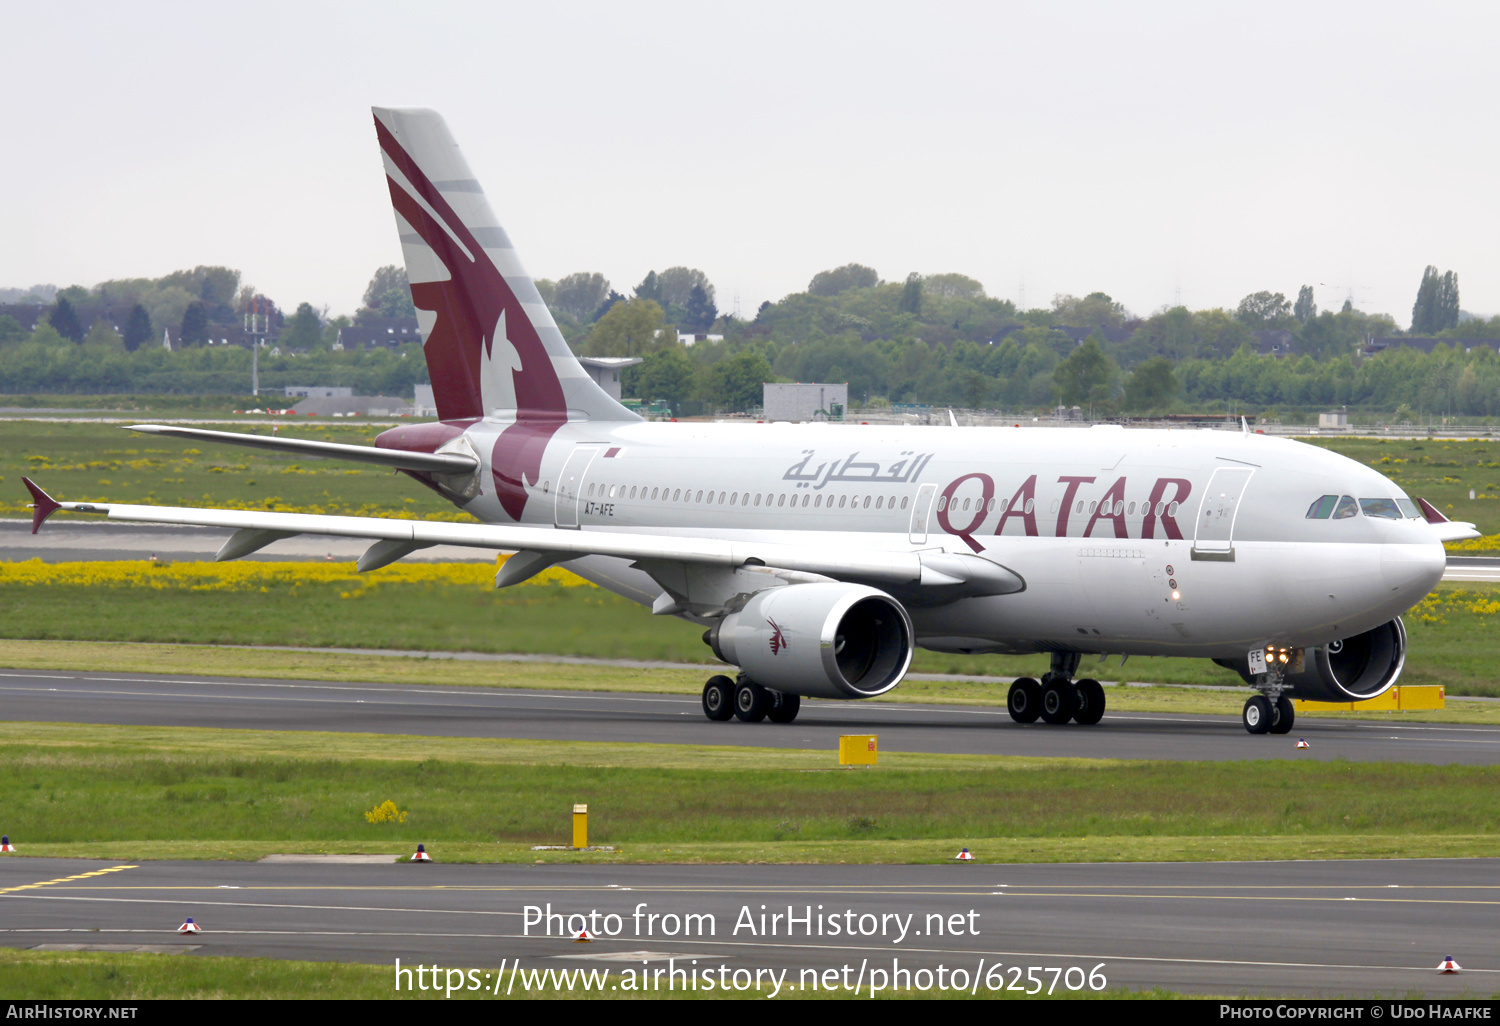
[706,583,913,700]
[1217,618,1408,702]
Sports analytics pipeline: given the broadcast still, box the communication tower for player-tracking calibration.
[244,297,270,396]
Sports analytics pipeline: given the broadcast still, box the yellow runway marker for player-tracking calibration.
[0,865,137,896]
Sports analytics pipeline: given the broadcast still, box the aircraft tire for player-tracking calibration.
[734,681,771,722]
[1007,678,1042,723]
[702,676,735,721]
[1270,695,1295,734]
[1242,695,1273,734]
[766,691,801,723]
[1073,678,1106,725]
[1040,679,1076,724]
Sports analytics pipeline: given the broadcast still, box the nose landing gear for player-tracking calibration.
[1007,653,1107,725]
[1242,656,1297,734]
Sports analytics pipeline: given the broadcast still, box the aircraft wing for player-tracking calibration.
[21,479,1021,592]
[124,424,479,475]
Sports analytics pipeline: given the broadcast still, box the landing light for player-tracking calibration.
[1171,590,1180,600]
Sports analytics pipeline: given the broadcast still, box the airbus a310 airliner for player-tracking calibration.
[22,108,1477,734]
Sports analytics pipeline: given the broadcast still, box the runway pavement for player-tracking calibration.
[3,668,1498,763]
[1,856,1493,997]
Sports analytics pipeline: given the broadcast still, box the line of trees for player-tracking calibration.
[6,260,1494,418]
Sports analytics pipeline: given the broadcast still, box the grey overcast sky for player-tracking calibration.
[2,1,1495,325]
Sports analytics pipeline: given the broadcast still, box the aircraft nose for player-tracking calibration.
[1381,542,1446,600]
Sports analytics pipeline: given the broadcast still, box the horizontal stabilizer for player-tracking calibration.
[125,425,479,475]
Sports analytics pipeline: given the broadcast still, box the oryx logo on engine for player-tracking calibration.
[767,618,787,656]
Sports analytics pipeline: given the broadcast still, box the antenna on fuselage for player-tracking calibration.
[1241,416,1250,436]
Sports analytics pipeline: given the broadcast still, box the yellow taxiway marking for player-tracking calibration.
[0,865,137,896]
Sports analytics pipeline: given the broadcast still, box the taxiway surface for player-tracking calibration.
[2,857,1493,997]
[2,669,1497,763]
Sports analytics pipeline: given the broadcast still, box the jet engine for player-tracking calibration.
[1217,618,1408,702]
[705,583,913,700]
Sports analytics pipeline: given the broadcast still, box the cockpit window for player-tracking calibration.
[1397,498,1423,519]
[1332,495,1359,519]
[1306,495,1338,519]
[1360,498,1402,520]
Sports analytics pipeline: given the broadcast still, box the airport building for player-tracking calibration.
[763,382,848,422]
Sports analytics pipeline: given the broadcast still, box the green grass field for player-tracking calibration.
[0,947,1178,1000]
[3,722,1499,865]
[0,419,464,520]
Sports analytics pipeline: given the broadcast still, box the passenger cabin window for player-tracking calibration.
[1360,498,1402,519]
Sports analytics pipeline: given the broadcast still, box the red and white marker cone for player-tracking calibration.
[1438,955,1462,974]
[1295,739,1310,749]
[0,835,14,853]
[410,844,431,862]
[573,930,594,943]
[954,848,975,862]
[178,918,201,934]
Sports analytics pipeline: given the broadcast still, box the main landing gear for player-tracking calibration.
[1007,653,1105,726]
[701,674,800,723]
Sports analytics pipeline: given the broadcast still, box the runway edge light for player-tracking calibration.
[0,835,14,853]
[178,918,201,934]
[573,930,595,943]
[1295,738,1310,750]
[410,844,431,863]
[954,848,975,862]
[1438,956,1462,974]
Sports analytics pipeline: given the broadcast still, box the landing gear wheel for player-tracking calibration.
[734,681,771,722]
[1242,695,1273,734]
[1007,677,1042,723]
[766,691,801,723]
[1040,679,1077,724]
[702,675,734,721]
[1073,678,1106,726]
[1269,695,1295,734]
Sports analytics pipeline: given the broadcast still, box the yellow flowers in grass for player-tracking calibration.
[0,557,596,594]
[1406,589,1500,625]
[1449,533,1500,554]
[364,800,408,824]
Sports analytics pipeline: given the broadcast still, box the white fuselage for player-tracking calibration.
[452,420,1445,660]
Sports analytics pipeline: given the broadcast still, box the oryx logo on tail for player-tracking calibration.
[373,109,568,522]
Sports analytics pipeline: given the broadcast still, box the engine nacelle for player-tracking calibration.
[1217,618,1408,702]
[706,583,913,700]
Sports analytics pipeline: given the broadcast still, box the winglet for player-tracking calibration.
[1416,497,1450,524]
[22,477,61,534]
